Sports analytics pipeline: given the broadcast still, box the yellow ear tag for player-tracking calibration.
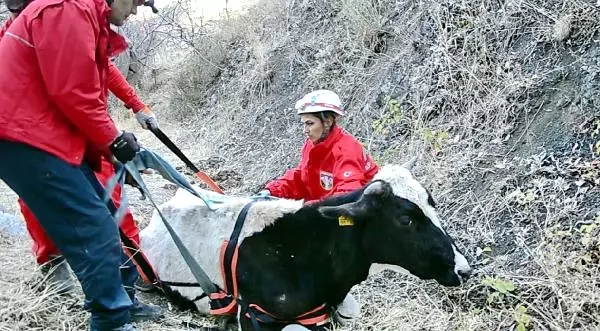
[338,215,354,226]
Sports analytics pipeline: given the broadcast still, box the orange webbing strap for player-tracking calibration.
[210,241,239,316]
[211,202,254,316]
[244,303,330,327]
[295,304,330,326]
[209,291,237,315]
[212,200,331,327]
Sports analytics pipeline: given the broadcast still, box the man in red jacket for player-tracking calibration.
[0,0,162,329]
[4,0,159,299]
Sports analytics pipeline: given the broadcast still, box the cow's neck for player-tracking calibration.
[236,193,371,317]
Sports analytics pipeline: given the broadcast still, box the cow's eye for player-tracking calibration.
[397,215,412,226]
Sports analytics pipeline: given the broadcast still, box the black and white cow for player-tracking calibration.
[139,162,472,330]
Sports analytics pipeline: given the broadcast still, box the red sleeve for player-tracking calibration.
[265,143,309,199]
[107,61,146,112]
[265,168,307,200]
[0,17,14,41]
[30,3,119,148]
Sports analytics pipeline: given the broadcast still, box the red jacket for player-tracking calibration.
[107,59,146,112]
[265,125,379,203]
[0,0,128,166]
[1,15,143,112]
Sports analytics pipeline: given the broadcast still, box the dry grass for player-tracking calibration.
[1,0,600,329]
[161,0,600,329]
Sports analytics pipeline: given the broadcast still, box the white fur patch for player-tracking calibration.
[373,165,445,233]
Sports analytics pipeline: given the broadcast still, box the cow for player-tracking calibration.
[138,162,472,330]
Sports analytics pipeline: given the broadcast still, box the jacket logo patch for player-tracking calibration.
[320,171,333,190]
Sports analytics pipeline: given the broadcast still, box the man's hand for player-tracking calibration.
[134,105,158,130]
[109,131,140,163]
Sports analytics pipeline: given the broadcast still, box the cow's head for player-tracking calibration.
[318,159,472,286]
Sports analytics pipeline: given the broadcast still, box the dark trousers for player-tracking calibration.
[0,140,137,330]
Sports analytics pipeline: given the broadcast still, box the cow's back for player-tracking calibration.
[139,187,303,312]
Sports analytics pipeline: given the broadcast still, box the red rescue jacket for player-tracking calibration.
[107,59,146,112]
[265,125,379,203]
[0,0,128,166]
[1,14,143,112]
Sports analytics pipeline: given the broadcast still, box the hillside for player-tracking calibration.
[1,0,600,330]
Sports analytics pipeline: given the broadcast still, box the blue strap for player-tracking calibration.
[119,153,219,295]
[103,164,129,226]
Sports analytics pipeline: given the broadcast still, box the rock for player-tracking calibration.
[163,183,178,190]
[197,157,226,171]
[213,169,243,189]
[552,15,572,42]
[0,211,26,236]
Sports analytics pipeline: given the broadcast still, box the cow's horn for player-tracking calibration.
[402,156,417,171]
[364,180,391,197]
[318,202,358,219]
[364,181,384,195]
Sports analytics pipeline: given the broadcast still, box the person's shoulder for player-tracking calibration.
[24,0,98,21]
[332,129,365,157]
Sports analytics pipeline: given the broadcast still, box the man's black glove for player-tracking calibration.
[109,131,140,163]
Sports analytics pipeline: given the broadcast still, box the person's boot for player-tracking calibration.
[111,323,136,331]
[40,255,76,295]
[134,276,156,293]
[130,298,164,323]
[89,322,137,331]
[333,293,360,326]
[282,325,311,331]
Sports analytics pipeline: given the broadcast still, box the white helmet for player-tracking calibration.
[295,90,345,116]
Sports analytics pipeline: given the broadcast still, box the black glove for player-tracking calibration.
[109,131,140,163]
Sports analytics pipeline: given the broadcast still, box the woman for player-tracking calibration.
[262,89,379,204]
[260,90,380,326]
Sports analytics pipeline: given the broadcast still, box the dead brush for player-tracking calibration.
[0,235,88,331]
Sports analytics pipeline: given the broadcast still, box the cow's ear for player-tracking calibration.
[318,202,359,220]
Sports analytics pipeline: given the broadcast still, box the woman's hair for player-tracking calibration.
[6,0,28,13]
[315,111,337,124]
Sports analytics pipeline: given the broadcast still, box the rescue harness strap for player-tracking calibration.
[113,156,220,296]
[107,148,326,330]
[213,200,331,329]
